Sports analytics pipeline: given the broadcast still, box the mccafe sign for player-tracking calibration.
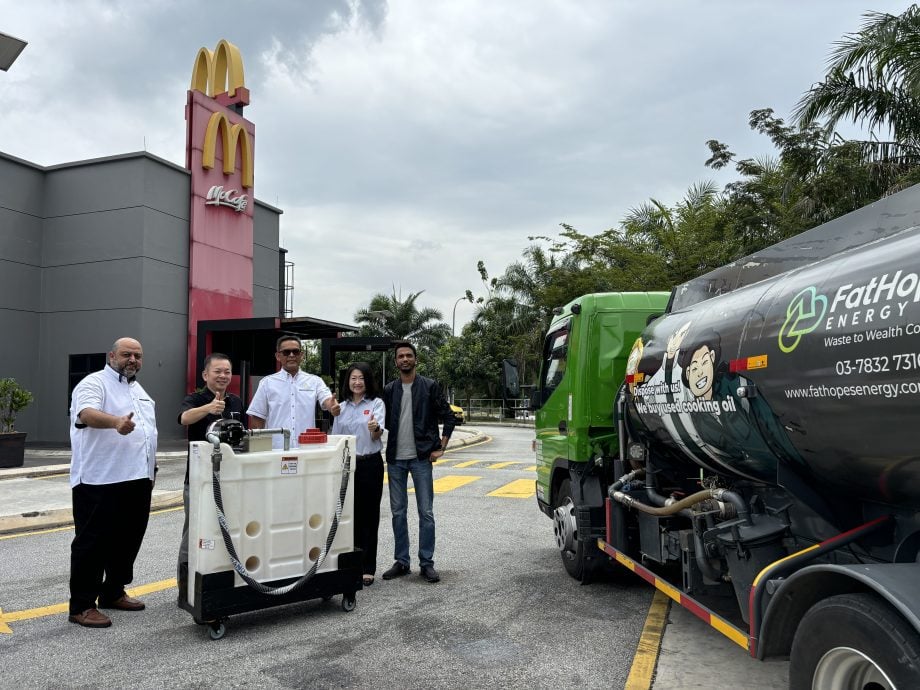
[205,185,248,212]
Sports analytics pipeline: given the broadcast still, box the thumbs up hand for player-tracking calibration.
[115,411,136,435]
[209,391,226,415]
[368,414,381,433]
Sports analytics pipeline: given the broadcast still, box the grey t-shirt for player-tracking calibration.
[395,382,417,460]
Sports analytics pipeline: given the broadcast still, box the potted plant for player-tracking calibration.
[0,378,34,468]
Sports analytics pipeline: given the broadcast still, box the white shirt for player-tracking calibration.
[332,396,385,456]
[69,365,158,488]
[247,369,332,448]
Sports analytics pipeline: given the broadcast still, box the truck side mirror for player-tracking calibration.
[529,389,543,412]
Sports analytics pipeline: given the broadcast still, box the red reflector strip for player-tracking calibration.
[598,539,750,652]
[730,355,768,372]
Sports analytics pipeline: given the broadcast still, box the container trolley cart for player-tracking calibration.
[180,420,362,639]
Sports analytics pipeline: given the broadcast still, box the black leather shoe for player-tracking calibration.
[382,562,410,580]
[420,565,440,583]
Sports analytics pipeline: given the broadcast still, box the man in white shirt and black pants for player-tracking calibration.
[247,335,340,445]
[68,337,158,628]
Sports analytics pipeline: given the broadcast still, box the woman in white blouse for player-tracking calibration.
[332,362,386,586]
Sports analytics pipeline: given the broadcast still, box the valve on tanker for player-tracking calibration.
[627,442,646,468]
[736,384,758,399]
[206,418,246,448]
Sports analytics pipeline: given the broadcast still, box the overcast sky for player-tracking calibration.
[1,1,911,332]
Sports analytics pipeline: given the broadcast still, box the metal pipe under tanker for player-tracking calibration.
[625,224,920,520]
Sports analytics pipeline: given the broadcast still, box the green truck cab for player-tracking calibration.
[533,291,669,580]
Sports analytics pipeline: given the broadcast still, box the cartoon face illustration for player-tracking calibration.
[679,327,721,401]
[685,344,716,400]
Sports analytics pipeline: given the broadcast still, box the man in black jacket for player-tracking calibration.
[381,341,455,583]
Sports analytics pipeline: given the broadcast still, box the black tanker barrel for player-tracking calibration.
[625,224,920,508]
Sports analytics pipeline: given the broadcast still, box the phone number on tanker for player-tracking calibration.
[835,353,920,375]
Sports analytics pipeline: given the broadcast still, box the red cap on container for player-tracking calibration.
[298,428,327,444]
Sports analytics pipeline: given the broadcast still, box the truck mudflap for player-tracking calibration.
[757,561,920,660]
[750,514,893,658]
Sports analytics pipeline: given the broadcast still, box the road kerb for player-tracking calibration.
[0,490,184,536]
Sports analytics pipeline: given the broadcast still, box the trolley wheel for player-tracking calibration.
[342,595,356,612]
[208,620,227,640]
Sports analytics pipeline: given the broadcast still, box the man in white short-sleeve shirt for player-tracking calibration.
[67,337,158,629]
[247,335,341,448]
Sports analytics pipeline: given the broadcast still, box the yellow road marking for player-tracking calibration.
[624,590,670,690]
[524,465,536,472]
[487,479,535,498]
[486,461,523,469]
[452,459,482,468]
[0,578,177,633]
[431,475,481,493]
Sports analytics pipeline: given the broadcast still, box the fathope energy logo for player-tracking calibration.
[778,269,920,353]
[827,270,920,326]
[778,286,827,353]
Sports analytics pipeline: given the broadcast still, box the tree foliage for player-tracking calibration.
[354,289,451,355]
[368,6,920,398]
[793,6,920,190]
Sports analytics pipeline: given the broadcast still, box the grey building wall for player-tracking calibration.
[253,199,282,318]
[0,151,284,444]
[0,155,46,439]
[39,153,191,443]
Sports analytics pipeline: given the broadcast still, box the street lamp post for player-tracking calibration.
[452,296,467,337]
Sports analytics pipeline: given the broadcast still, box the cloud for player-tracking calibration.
[1,0,911,330]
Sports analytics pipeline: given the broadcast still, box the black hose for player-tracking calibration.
[211,440,352,596]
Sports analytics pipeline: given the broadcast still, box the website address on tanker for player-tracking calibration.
[784,381,920,400]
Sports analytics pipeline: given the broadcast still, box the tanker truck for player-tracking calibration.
[532,185,920,689]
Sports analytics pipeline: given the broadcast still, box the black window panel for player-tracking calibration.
[68,353,106,413]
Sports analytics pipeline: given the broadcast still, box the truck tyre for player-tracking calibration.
[789,592,920,690]
[553,478,592,580]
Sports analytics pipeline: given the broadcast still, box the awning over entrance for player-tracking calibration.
[196,315,358,382]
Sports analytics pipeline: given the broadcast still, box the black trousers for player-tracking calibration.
[355,452,384,575]
[69,478,153,614]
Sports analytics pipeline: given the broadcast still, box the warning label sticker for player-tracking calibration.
[281,456,298,475]
[198,538,215,550]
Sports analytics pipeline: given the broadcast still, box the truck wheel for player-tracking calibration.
[553,479,588,580]
[789,593,920,690]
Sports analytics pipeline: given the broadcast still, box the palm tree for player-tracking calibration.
[793,7,920,177]
[354,289,451,354]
